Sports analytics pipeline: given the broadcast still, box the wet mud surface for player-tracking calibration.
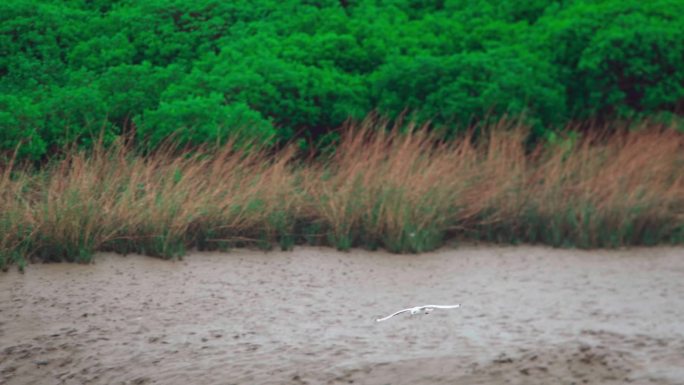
[2,246,683,384]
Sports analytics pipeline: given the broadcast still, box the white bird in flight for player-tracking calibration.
[376,304,461,322]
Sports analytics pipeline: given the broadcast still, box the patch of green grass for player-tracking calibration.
[138,232,186,260]
[327,228,354,251]
[267,210,296,251]
[382,224,444,253]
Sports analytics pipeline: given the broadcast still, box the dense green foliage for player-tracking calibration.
[2,0,683,159]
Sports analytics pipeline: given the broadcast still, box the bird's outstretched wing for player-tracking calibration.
[376,308,413,322]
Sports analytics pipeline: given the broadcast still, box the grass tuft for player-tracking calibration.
[1,118,682,269]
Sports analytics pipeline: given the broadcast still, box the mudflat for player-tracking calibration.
[1,246,683,385]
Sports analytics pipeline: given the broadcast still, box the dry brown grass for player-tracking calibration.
[301,117,482,251]
[0,149,32,270]
[1,118,683,269]
[521,123,684,246]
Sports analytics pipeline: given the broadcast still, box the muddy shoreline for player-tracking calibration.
[2,246,683,384]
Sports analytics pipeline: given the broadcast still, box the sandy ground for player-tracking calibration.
[1,246,683,385]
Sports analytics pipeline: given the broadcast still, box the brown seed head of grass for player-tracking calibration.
[0,117,682,267]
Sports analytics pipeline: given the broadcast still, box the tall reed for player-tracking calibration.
[1,118,682,269]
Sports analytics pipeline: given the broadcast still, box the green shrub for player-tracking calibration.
[538,0,684,120]
[136,94,275,149]
[1,0,683,159]
[371,47,566,135]
[0,95,46,160]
